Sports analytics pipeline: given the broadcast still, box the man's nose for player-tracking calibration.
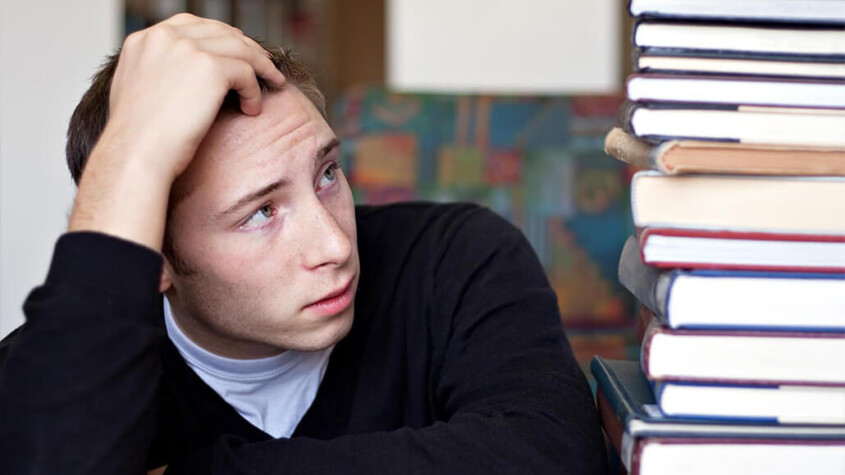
[299,199,353,270]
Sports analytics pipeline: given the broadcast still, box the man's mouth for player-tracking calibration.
[303,275,356,316]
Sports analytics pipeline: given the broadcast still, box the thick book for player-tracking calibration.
[641,324,845,386]
[637,228,845,273]
[604,127,845,176]
[591,357,845,475]
[655,381,845,425]
[628,0,845,24]
[634,49,845,80]
[619,235,845,331]
[634,22,845,59]
[622,436,845,475]
[627,74,845,109]
[630,171,845,236]
[620,102,845,147]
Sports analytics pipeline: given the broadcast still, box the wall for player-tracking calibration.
[387,0,621,94]
[0,1,122,338]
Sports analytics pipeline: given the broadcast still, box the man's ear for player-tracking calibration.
[159,259,175,293]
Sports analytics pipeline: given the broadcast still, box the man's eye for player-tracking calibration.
[241,205,276,230]
[318,162,340,189]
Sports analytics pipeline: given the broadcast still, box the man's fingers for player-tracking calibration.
[172,24,285,87]
[172,21,241,41]
[195,36,285,86]
[162,12,202,26]
[242,35,272,59]
[217,57,263,116]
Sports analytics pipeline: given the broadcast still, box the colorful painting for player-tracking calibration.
[334,89,635,332]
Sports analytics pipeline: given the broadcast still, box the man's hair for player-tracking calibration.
[65,44,326,274]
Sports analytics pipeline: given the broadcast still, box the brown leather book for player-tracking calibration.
[605,127,845,176]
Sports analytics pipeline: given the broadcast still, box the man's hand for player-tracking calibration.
[68,13,285,252]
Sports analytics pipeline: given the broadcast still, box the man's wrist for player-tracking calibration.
[68,130,177,253]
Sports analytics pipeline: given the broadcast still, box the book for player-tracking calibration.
[592,357,845,438]
[620,102,845,147]
[634,50,845,80]
[623,437,845,475]
[637,228,845,273]
[604,127,845,176]
[655,381,845,425]
[634,22,845,59]
[628,0,845,24]
[641,324,845,386]
[627,74,845,109]
[619,235,845,331]
[630,171,845,236]
[591,357,845,474]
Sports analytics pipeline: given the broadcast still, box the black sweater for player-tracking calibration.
[0,202,607,474]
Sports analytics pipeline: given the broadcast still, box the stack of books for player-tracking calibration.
[593,1,845,474]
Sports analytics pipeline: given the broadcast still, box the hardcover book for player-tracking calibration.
[630,171,845,236]
[633,22,845,59]
[591,357,845,474]
[628,0,845,24]
[636,228,845,273]
[618,235,845,331]
[654,381,845,425]
[640,325,845,386]
[619,102,845,147]
[627,74,845,109]
[634,49,845,80]
[604,127,845,176]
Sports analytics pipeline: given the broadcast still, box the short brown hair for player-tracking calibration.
[66,44,326,273]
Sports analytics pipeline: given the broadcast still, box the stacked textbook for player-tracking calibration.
[593,1,845,474]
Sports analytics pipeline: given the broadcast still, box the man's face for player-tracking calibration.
[163,87,359,358]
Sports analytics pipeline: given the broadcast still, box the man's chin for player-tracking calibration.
[280,309,355,352]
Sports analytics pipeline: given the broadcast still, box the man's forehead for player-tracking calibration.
[172,87,332,209]
[206,87,324,157]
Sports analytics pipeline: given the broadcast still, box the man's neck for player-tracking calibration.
[163,294,285,360]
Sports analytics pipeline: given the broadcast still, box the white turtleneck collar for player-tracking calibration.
[163,296,333,438]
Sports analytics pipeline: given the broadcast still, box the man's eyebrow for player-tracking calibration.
[316,138,341,165]
[213,138,341,223]
[213,178,291,223]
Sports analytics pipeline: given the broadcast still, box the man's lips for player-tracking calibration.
[304,275,356,315]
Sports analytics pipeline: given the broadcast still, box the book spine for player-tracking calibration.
[631,19,643,48]
[635,306,660,344]
[591,357,642,429]
[632,47,643,72]
[604,127,653,169]
[596,388,625,457]
[618,235,669,317]
[618,100,642,137]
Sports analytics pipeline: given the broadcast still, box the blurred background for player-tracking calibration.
[0,0,638,381]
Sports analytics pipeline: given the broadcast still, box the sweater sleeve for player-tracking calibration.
[165,206,607,475]
[0,232,165,475]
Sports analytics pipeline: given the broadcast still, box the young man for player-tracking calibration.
[0,14,606,474]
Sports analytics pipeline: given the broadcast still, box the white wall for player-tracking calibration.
[0,1,122,339]
[388,0,621,94]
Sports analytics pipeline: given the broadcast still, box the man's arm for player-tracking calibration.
[69,13,285,251]
[163,207,607,475]
[0,14,284,474]
[0,233,165,475]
